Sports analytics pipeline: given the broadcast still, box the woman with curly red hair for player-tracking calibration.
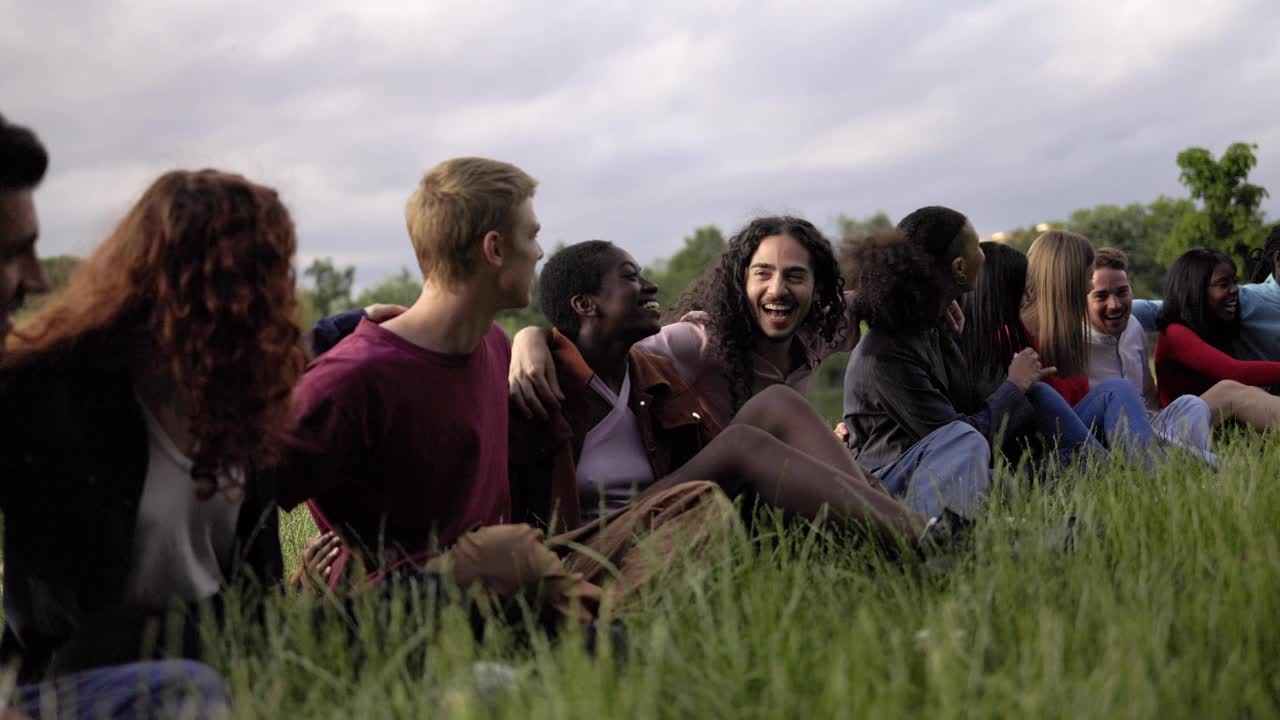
[0,168,306,683]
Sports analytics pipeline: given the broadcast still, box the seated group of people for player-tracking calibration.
[2,111,1278,718]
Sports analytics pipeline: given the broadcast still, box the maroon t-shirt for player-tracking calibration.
[277,318,512,558]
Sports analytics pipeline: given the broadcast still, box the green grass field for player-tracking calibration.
[209,429,1280,719]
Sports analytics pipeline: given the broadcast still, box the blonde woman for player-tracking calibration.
[1021,230,1168,458]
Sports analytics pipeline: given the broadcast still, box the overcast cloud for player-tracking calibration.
[5,0,1280,287]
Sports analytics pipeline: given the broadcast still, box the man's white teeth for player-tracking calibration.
[642,301,660,311]
[763,303,793,313]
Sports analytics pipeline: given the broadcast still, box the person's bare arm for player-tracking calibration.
[508,327,562,420]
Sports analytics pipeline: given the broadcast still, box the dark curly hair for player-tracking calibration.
[669,215,846,413]
[4,169,308,499]
[0,112,48,190]
[843,228,945,334]
[1246,223,1280,284]
[896,205,968,264]
[538,240,619,339]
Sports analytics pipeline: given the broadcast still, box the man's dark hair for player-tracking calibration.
[897,206,969,265]
[1246,224,1280,284]
[960,242,1031,397]
[1157,247,1238,347]
[0,113,49,191]
[1094,247,1129,272]
[538,240,619,339]
[670,215,846,414]
[845,228,944,334]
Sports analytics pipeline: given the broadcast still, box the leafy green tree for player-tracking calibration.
[645,225,726,309]
[834,211,893,240]
[353,268,421,309]
[17,254,81,317]
[302,258,355,318]
[496,273,549,338]
[1062,198,1195,298]
[1159,143,1269,264]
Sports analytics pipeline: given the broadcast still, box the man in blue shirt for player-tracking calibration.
[1234,226,1280,361]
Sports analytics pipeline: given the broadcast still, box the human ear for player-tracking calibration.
[570,294,597,319]
[951,256,968,287]
[481,230,504,268]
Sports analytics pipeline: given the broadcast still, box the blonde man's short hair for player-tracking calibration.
[404,157,537,286]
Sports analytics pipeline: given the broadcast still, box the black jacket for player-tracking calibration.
[0,361,282,682]
[842,324,1034,472]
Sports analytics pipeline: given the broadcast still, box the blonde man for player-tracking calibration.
[278,158,601,618]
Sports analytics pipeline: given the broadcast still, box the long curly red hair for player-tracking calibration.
[4,169,307,497]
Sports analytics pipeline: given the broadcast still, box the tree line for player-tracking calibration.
[24,143,1272,332]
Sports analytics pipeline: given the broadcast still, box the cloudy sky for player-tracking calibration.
[5,0,1280,287]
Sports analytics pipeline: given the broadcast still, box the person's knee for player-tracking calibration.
[1027,381,1063,409]
[755,384,805,408]
[716,423,771,455]
[736,384,805,423]
[144,660,230,713]
[445,524,561,593]
[935,421,991,464]
[1211,379,1247,394]
[1203,379,1248,414]
[161,660,227,696]
[1205,379,1247,402]
[1095,378,1139,401]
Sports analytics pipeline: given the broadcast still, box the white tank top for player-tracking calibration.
[575,370,657,520]
[122,397,243,611]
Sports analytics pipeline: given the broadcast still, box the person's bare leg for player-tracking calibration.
[730,385,889,491]
[1201,380,1280,429]
[655,424,928,546]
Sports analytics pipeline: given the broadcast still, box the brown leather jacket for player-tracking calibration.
[508,330,721,533]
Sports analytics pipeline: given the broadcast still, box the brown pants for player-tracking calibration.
[429,480,737,621]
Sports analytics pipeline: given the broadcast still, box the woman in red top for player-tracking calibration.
[1154,248,1280,429]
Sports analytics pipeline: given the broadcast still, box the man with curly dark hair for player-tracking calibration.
[841,208,1052,519]
[507,216,893,429]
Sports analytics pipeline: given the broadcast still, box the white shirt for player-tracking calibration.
[1087,316,1159,412]
[574,370,657,520]
[122,398,243,611]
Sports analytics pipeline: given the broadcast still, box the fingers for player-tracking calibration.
[364,304,409,323]
[510,384,533,419]
[946,301,965,335]
[544,365,565,403]
[303,531,338,561]
[515,378,550,420]
[1039,365,1058,377]
[834,422,849,441]
[529,374,562,415]
[317,545,341,578]
[302,532,329,559]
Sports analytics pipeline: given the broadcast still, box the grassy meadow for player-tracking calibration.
[207,426,1280,719]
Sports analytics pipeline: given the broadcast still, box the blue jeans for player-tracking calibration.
[1027,379,1162,467]
[10,660,229,720]
[1151,395,1217,468]
[874,420,991,519]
